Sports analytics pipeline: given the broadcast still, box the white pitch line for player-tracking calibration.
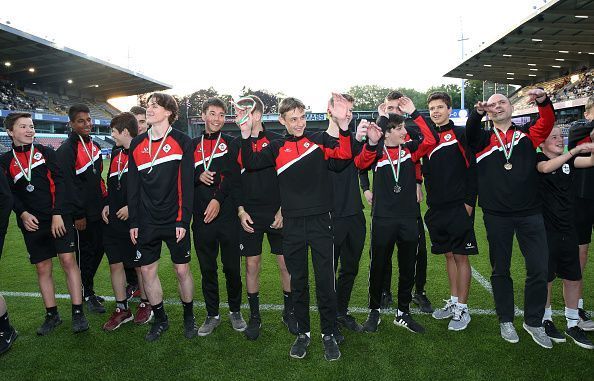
[0,290,576,317]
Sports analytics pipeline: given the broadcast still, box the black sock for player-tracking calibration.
[153,302,167,322]
[46,306,58,316]
[72,304,83,315]
[0,312,10,331]
[247,292,260,318]
[116,299,128,311]
[182,301,193,319]
[283,291,293,312]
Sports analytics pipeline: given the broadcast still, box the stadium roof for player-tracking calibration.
[444,0,594,86]
[0,22,171,99]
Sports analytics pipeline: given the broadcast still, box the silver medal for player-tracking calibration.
[394,184,401,193]
[504,163,513,170]
[26,184,34,192]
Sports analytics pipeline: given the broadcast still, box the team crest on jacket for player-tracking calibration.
[400,150,406,157]
[562,163,570,174]
[163,144,171,153]
[34,152,42,160]
[284,148,291,153]
[304,142,310,148]
[444,133,452,141]
[218,143,227,151]
[262,142,268,148]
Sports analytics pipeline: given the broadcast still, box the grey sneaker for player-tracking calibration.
[448,305,471,331]
[543,319,566,343]
[37,313,63,336]
[230,311,247,332]
[500,322,519,343]
[565,326,594,349]
[578,309,594,332]
[198,316,221,336]
[432,299,455,320]
[522,323,553,349]
[289,334,311,359]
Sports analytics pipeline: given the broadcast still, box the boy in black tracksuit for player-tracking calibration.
[1,112,88,335]
[567,98,594,330]
[231,96,295,341]
[422,92,478,331]
[326,94,366,332]
[192,98,244,336]
[0,167,15,355]
[237,95,352,361]
[56,104,107,314]
[128,93,196,342]
[466,89,554,347]
[355,97,437,334]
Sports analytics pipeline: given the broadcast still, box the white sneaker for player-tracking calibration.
[448,305,471,331]
[432,299,455,320]
[522,322,553,349]
[500,322,519,343]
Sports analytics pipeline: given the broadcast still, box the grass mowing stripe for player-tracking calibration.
[0,290,577,317]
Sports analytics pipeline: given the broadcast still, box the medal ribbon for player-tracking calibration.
[148,126,172,172]
[117,150,128,183]
[78,135,96,170]
[201,133,222,172]
[12,145,35,183]
[492,127,517,162]
[383,145,402,186]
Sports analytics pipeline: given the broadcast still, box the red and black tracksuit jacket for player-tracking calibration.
[0,144,65,224]
[233,129,282,213]
[106,147,130,234]
[466,97,555,216]
[56,133,107,221]
[354,111,438,218]
[128,128,194,230]
[240,128,352,217]
[568,119,594,200]
[422,120,477,209]
[193,131,239,219]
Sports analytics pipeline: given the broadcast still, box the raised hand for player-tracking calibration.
[356,119,370,142]
[475,101,495,114]
[378,103,388,118]
[367,122,383,146]
[526,88,547,103]
[398,97,416,115]
[329,93,351,131]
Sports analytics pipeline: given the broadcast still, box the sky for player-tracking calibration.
[1,0,551,111]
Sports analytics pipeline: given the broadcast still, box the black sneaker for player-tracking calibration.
[543,319,565,343]
[183,315,198,339]
[566,326,594,349]
[95,295,105,303]
[362,310,381,333]
[380,291,393,309]
[244,316,262,341]
[86,295,106,314]
[337,314,363,332]
[289,334,311,359]
[0,326,17,355]
[412,292,434,314]
[334,326,345,345]
[37,313,63,336]
[282,310,298,335]
[322,334,341,361]
[578,308,594,331]
[145,319,169,342]
[394,312,425,333]
[72,312,89,333]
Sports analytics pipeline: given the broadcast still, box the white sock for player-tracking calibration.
[457,302,468,311]
[578,298,584,309]
[451,296,459,304]
[566,307,579,329]
[543,306,553,322]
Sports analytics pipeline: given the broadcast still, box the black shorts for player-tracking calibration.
[425,204,478,255]
[103,225,135,266]
[239,208,283,257]
[574,197,594,245]
[135,225,191,266]
[546,226,582,282]
[21,216,76,264]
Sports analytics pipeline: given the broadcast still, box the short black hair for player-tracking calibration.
[427,92,452,108]
[382,113,406,133]
[3,112,32,131]
[129,106,146,116]
[385,91,404,101]
[68,104,90,122]
[110,112,138,138]
[201,97,227,114]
